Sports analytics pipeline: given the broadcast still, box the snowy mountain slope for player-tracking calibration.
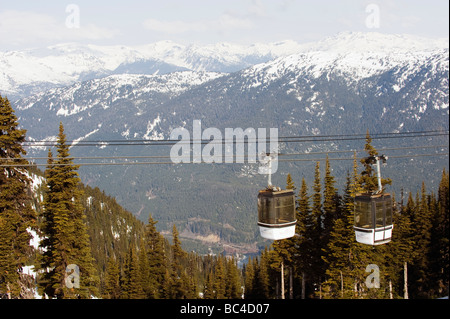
[236,47,448,130]
[242,37,448,86]
[5,31,446,100]
[0,39,304,100]
[16,71,225,148]
[16,71,224,112]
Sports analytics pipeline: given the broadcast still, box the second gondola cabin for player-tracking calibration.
[257,188,296,240]
[354,193,393,245]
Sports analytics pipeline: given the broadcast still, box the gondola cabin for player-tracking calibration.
[257,188,296,240]
[354,193,393,245]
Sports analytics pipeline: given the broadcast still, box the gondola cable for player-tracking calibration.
[20,130,449,147]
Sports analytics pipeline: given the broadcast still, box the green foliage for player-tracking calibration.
[121,245,145,299]
[0,95,37,298]
[358,131,392,193]
[38,123,99,299]
[244,253,270,299]
[103,256,120,299]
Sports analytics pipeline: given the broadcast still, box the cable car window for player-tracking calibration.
[385,199,392,225]
[275,198,281,223]
[276,195,295,223]
[375,201,385,227]
[258,196,273,224]
[355,200,372,228]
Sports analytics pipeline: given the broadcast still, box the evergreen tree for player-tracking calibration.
[358,130,391,193]
[432,169,449,296]
[169,224,189,298]
[244,253,271,299]
[161,268,173,299]
[286,173,295,191]
[122,245,145,299]
[203,270,215,299]
[104,256,121,299]
[296,178,310,241]
[323,156,339,237]
[38,123,98,298]
[0,95,37,297]
[138,238,151,298]
[171,224,186,263]
[244,257,256,298]
[213,255,226,299]
[409,182,433,298]
[255,252,270,298]
[310,162,324,296]
[322,173,357,298]
[186,253,200,298]
[321,156,341,289]
[389,191,415,299]
[144,214,167,298]
[295,178,312,299]
[225,256,242,299]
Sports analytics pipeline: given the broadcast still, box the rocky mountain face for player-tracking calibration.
[7,32,449,252]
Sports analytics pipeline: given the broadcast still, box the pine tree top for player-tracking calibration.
[0,95,28,160]
[358,131,392,194]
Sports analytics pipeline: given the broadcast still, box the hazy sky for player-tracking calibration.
[0,0,448,50]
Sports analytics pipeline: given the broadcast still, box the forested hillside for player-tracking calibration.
[24,166,244,299]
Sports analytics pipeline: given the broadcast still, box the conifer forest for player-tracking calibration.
[0,94,448,300]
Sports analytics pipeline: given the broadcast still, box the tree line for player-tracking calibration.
[1,94,448,299]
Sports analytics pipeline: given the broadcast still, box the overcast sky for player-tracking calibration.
[0,0,448,50]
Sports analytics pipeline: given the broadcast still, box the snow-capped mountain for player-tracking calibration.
[235,35,448,129]
[0,39,304,100]
[15,70,226,151]
[9,31,450,247]
[243,32,448,82]
[5,31,446,100]
[17,71,224,114]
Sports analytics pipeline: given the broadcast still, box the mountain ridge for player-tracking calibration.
[2,31,448,99]
[0,38,300,99]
